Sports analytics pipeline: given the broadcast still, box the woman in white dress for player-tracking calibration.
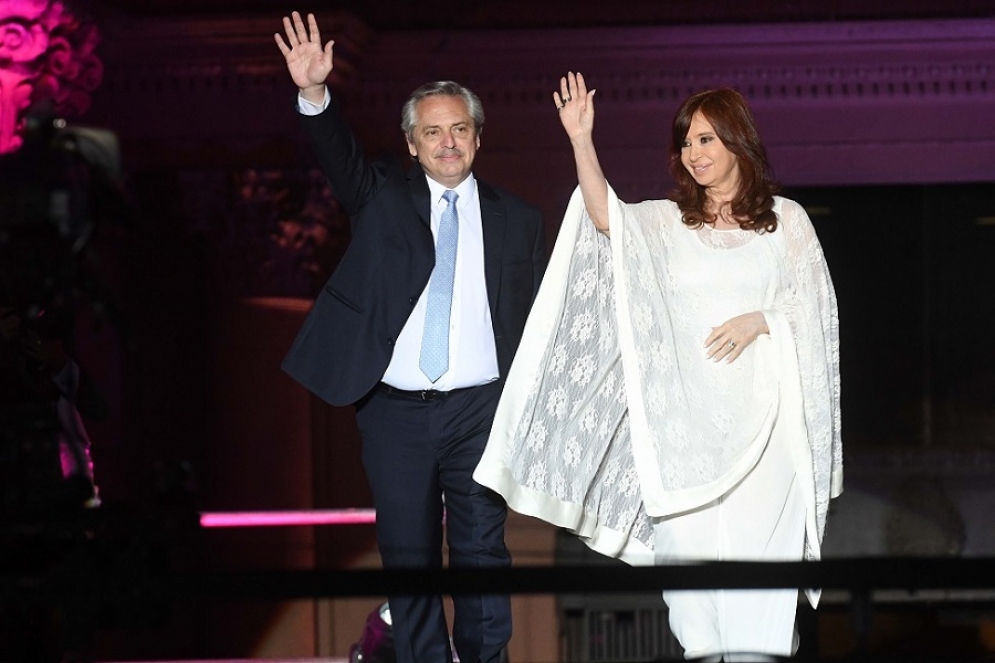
[473,73,842,661]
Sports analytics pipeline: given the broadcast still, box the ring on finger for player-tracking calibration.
[727,340,736,349]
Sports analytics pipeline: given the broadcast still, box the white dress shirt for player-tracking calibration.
[298,90,499,391]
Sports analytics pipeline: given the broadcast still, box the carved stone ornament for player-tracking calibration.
[0,0,102,154]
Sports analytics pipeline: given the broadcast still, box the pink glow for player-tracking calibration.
[200,508,377,528]
[0,0,102,153]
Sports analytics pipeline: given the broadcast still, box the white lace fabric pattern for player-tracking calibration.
[474,185,842,574]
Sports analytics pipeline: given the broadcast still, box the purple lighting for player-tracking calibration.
[200,508,377,528]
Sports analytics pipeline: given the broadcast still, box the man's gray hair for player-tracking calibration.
[401,81,485,140]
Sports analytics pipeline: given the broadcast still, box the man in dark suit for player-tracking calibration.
[275,12,545,663]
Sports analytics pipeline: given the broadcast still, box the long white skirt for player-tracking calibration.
[653,429,806,662]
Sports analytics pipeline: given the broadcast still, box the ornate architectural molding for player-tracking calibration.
[93,16,995,109]
[87,15,995,186]
[0,0,104,153]
[347,19,995,186]
[353,19,995,106]
[93,13,370,106]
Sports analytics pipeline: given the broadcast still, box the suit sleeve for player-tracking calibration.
[299,92,390,223]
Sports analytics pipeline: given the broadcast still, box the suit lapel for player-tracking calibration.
[407,163,432,228]
[478,180,505,320]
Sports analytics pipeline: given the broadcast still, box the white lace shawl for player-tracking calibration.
[474,185,842,569]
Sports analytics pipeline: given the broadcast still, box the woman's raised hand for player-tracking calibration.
[275,11,334,101]
[554,72,596,142]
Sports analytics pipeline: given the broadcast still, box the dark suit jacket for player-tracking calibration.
[282,93,546,406]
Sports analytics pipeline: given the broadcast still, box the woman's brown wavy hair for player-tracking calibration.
[668,88,779,233]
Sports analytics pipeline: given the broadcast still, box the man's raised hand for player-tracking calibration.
[275,11,333,103]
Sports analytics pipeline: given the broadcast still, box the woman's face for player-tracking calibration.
[680,111,741,196]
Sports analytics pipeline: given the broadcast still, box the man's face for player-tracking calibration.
[406,95,479,189]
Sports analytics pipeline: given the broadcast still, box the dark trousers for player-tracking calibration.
[355,380,512,663]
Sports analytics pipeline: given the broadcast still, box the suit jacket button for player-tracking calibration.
[387,337,395,346]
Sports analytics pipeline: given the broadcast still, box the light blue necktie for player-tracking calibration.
[419,190,459,382]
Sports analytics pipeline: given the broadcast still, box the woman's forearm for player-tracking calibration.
[571,134,610,233]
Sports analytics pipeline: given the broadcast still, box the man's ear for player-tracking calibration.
[406,137,418,158]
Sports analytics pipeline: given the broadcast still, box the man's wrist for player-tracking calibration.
[300,84,327,105]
